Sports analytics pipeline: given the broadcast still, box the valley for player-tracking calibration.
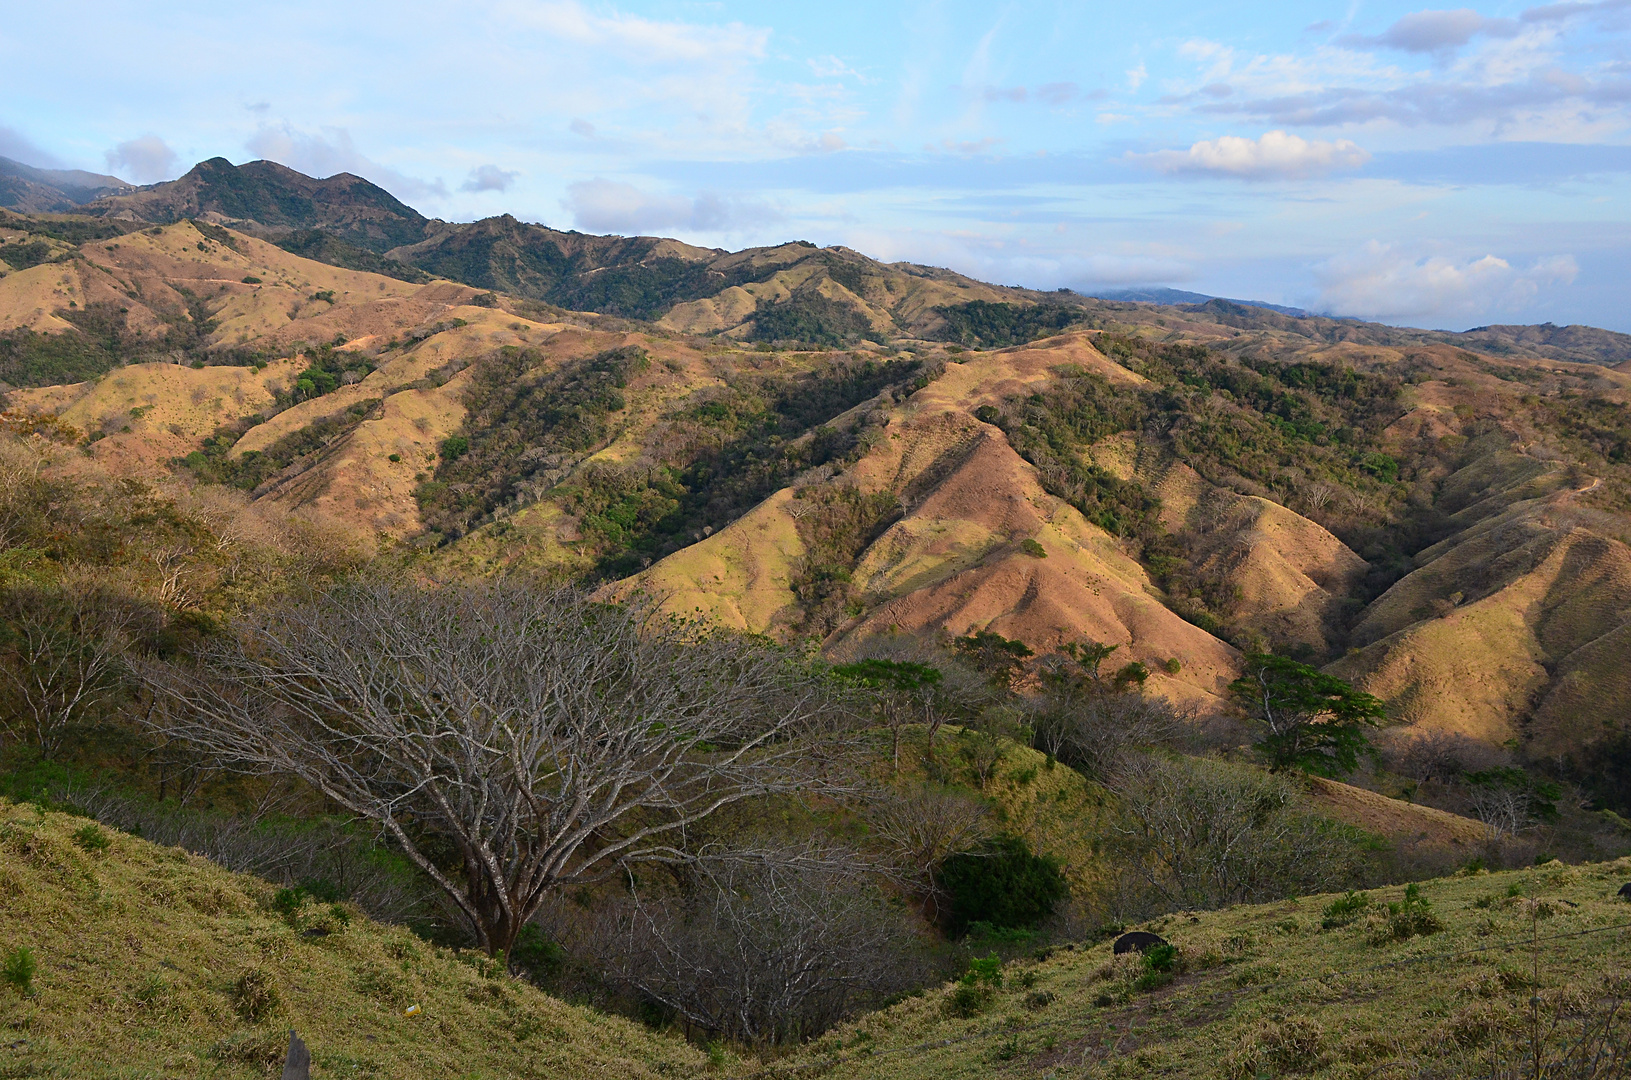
[2,157,1629,1077]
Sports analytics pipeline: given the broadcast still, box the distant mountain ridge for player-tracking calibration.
[4,154,1630,362]
[82,157,430,252]
[1087,286,1314,318]
[0,156,134,213]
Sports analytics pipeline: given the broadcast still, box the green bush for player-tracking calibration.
[2,946,36,996]
[71,823,111,854]
[271,887,305,920]
[938,835,1068,937]
[1134,943,1180,992]
[1374,884,1445,944]
[1321,891,1370,929]
[510,924,565,982]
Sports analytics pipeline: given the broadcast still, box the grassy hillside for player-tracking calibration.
[0,799,704,1079]
[769,857,1631,1079]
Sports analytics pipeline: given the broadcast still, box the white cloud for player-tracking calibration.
[1126,62,1148,90]
[809,55,866,80]
[1315,240,1578,322]
[245,124,446,200]
[1133,130,1371,179]
[461,165,518,193]
[498,0,768,65]
[562,178,780,236]
[569,118,596,138]
[105,135,177,183]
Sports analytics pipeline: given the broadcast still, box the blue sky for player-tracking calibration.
[4,0,1629,331]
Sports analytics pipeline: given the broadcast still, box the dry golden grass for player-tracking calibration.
[0,799,704,1079]
[764,856,1631,1080]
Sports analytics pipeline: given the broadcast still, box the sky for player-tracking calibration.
[3,0,1629,331]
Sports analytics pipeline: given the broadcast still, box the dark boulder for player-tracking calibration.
[1112,931,1170,955]
[1617,882,1631,900]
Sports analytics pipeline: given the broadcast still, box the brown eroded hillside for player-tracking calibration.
[4,205,1631,788]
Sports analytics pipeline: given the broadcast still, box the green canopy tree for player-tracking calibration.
[832,658,944,773]
[1229,653,1384,777]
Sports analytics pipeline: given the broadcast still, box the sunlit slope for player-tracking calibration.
[770,857,1631,1080]
[656,244,1021,342]
[1330,453,1631,748]
[619,335,1241,705]
[0,801,704,1079]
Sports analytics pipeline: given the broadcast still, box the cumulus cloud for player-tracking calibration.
[461,165,518,193]
[105,135,177,183]
[563,178,780,236]
[1315,241,1579,323]
[245,124,445,200]
[1133,130,1371,179]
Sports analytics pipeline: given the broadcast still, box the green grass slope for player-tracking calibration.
[770,858,1631,1080]
[0,800,703,1079]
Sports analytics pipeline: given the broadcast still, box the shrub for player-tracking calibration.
[231,967,280,1023]
[510,924,565,982]
[71,822,111,853]
[1373,883,1446,944]
[1020,538,1047,558]
[944,979,989,1017]
[241,276,262,284]
[270,886,305,920]
[938,835,1068,936]
[2,946,36,995]
[1134,943,1180,993]
[1321,891,1370,929]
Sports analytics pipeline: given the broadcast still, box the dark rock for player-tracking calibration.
[281,1029,310,1080]
[299,928,330,938]
[1618,882,1631,900]
[1112,931,1170,955]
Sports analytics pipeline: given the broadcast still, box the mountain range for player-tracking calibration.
[2,156,1630,812]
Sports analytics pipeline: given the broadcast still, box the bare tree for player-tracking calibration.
[1110,755,1366,912]
[137,582,854,956]
[592,851,930,1044]
[1466,780,1540,840]
[0,586,136,757]
[1036,688,1191,782]
[863,787,992,913]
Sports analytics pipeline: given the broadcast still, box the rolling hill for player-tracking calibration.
[2,161,1631,804]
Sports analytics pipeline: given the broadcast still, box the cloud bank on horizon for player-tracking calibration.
[1,0,1627,331]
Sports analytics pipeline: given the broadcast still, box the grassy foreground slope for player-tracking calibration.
[0,800,703,1079]
[771,859,1631,1080]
